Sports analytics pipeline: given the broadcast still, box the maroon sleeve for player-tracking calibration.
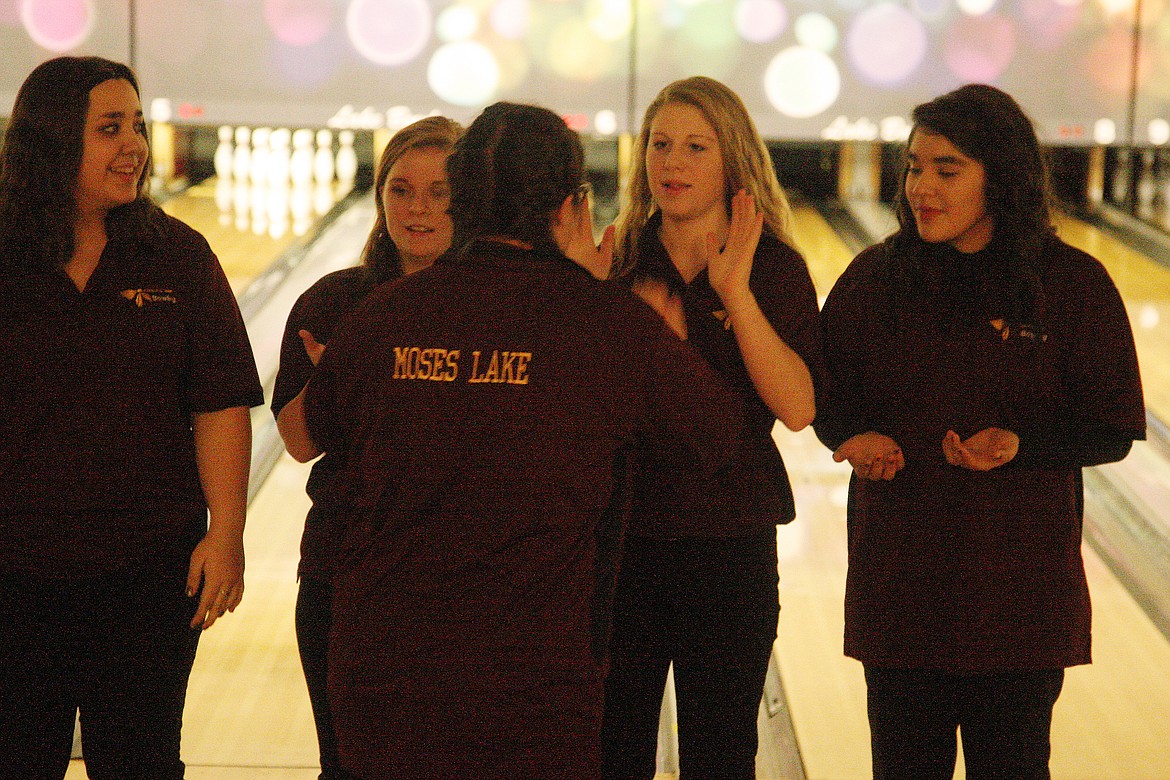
[272,267,372,417]
[751,238,825,400]
[185,234,263,412]
[1012,245,1145,467]
[814,247,885,452]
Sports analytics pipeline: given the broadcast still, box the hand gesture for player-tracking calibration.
[186,530,245,630]
[632,276,687,339]
[299,329,325,366]
[834,431,905,481]
[555,187,614,280]
[706,189,763,305]
[942,427,1019,471]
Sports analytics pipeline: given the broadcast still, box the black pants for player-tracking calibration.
[296,575,345,780]
[601,533,779,780]
[865,666,1066,780]
[0,555,200,780]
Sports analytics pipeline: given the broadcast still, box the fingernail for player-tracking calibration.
[186,587,194,597]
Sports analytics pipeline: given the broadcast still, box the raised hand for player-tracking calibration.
[555,186,614,280]
[706,189,763,305]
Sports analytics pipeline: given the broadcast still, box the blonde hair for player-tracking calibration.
[613,76,794,277]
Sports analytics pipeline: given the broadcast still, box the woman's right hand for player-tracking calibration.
[299,329,325,366]
[834,432,905,481]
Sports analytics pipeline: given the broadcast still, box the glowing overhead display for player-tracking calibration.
[0,0,1167,143]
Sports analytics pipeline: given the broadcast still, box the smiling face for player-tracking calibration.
[381,145,453,274]
[645,101,727,226]
[75,78,149,220]
[905,128,994,253]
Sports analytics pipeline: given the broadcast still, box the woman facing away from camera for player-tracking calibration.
[272,115,462,780]
[600,75,823,779]
[0,56,262,779]
[278,100,746,779]
[814,84,1145,779]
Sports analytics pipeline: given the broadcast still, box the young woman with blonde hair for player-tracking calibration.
[601,76,823,778]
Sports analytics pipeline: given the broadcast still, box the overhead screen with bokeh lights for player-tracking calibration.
[2,0,1168,145]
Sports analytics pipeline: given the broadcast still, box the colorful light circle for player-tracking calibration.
[943,13,1016,82]
[595,109,618,136]
[956,0,997,15]
[735,0,787,44]
[428,40,500,106]
[1093,119,1116,145]
[765,46,840,118]
[436,4,478,43]
[911,0,951,20]
[489,0,529,40]
[346,0,431,67]
[795,13,838,52]
[847,3,927,86]
[264,0,332,47]
[548,17,615,81]
[1149,119,1170,145]
[587,0,633,43]
[21,0,94,52]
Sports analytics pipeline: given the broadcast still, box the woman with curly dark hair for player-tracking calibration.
[272,115,462,780]
[279,101,743,778]
[815,84,1145,779]
[0,56,262,778]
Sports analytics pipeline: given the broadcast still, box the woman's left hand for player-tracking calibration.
[707,189,763,304]
[186,530,245,630]
[555,188,614,280]
[942,427,1019,471]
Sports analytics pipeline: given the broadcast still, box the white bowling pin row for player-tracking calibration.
[214,125,358,188]
[214,176,337,240]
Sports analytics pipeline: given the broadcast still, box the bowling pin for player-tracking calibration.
[232,126,252,182]
[314,128,335,185]
[337,129,358,190]
[250,127,272,187]
[291,129,314,187]
[214,125,234,181]
[268,128,292,189]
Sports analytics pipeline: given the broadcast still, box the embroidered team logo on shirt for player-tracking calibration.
[120,289,178,308]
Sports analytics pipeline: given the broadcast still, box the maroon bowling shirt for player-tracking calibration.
[272,265,377,580]
[303,238,742,777]
[817,237,1145,672]
[627,215,825,537]
[0,207,263,578]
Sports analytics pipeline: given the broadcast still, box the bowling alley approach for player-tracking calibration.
[2,2,1170,779]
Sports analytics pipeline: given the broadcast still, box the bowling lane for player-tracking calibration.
[788,200,856,299]
[1053,212,1170,432]
[160,176,352,295]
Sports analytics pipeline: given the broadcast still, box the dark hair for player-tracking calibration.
[0,56,154,272]
[887,83,1053,321]
[447,102,583,253]
[362,116,463,283]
